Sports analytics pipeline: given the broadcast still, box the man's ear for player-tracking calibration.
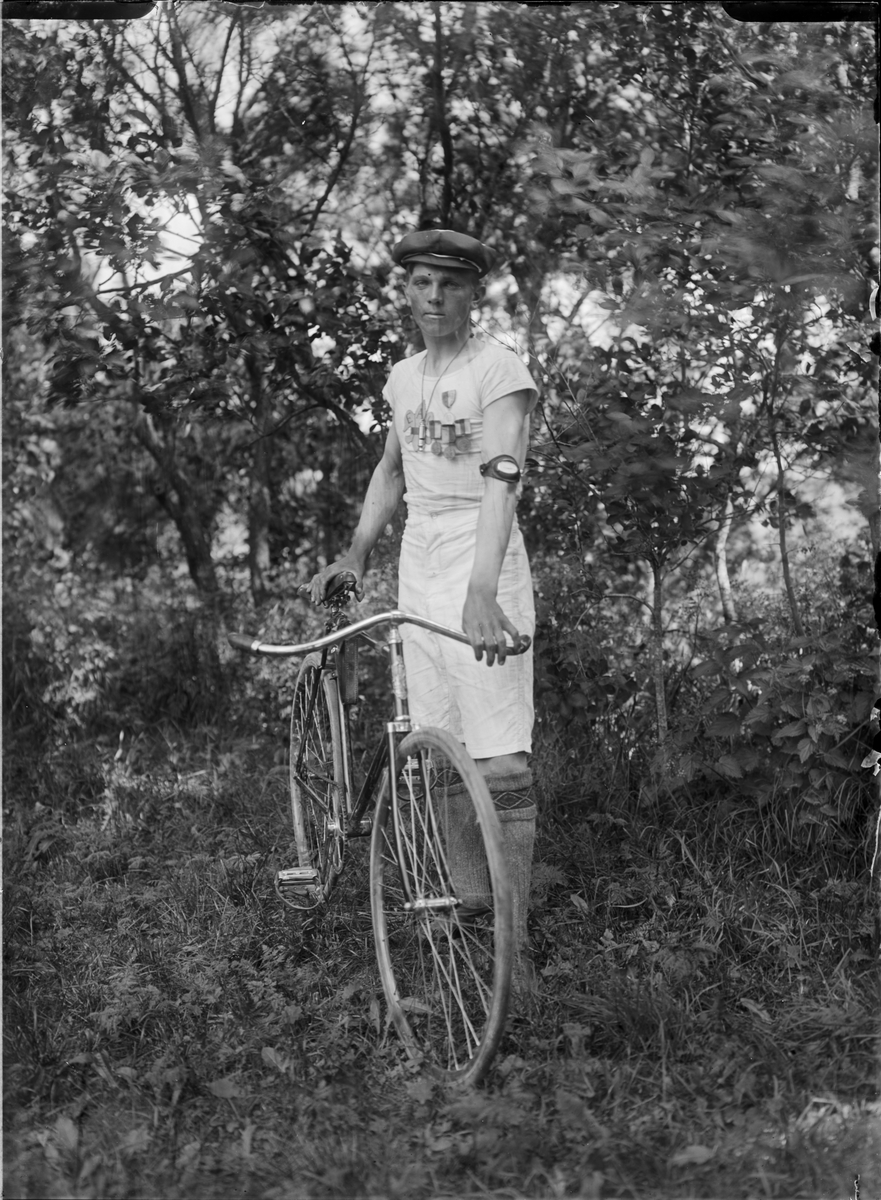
[471,282,486,306]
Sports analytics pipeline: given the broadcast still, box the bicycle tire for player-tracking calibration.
[370,727,513,1085]
[287,652,346,909]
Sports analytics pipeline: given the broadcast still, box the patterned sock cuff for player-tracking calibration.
[485,770,535,813]
[497,803,537,822]
[484,770,533,793]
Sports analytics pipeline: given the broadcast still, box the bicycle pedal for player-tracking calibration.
[346,817,373,838]
[276,867,320,891]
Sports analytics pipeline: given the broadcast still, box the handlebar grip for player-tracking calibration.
[325,571,357,600]
[297,571,358,603]
[228,632,263,652]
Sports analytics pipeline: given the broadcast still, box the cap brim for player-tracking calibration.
[402,252,483,275]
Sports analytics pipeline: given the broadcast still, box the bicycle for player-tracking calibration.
[228,573,531,1086]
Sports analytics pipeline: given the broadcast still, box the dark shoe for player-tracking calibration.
[456,902,493,925]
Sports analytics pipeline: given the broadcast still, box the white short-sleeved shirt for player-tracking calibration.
[382,339,539,516]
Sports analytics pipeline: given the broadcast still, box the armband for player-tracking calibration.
[479,455,521,485]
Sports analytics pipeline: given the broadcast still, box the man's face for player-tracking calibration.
[405,264,480,340]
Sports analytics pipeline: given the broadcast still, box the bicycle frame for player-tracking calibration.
[230,605,530,896]
[299,620,419,846]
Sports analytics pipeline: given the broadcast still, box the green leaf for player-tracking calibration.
[717,753,744,779]
[405,1078,435,1105]
[260,1046,289,1073]
[207,1077,242,1099]
[399,997,432,1015]
[702,686,733,712]
[775,719,807,739]
[121,1126,151,1155]
[822,750,851,770]
[797,737,815,763]
[670,1144,715,1167]
[740,997,771,1023]
[54,1115,79,1154]
[692,660,720,679]
[706,713,742,737]
[555,1087,591,1131]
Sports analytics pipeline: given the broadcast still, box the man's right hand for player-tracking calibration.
[305,556,366,605]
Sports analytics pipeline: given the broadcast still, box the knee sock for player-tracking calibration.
[484,771,536,961]
[440,781,492,909]
[440,770,537,958]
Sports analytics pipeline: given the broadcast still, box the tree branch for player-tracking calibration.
[239,403,325,449]
[99,34,166,123]
[597,592,654,615]
[301,6,375,237]
[210,8,242,130]
[97,267,193,296]
[166,6,204,145]
[431,1,455,225]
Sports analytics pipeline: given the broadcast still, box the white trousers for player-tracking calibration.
[397,510,535,759]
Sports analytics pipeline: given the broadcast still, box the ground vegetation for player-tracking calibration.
[3,3,879,1196]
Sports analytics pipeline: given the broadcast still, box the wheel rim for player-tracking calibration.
[372,735,511,1082]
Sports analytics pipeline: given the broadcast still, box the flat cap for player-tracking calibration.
[392,229,495,277]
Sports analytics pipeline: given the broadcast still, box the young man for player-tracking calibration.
[309,228,539,993]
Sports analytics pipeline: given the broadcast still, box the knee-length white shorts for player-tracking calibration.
[397,511,535,759]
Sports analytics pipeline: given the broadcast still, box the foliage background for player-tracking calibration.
[3,2,879,1197]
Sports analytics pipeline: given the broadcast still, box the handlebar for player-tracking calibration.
[228,610,532,658]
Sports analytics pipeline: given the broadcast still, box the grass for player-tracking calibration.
[4,722,879,1200]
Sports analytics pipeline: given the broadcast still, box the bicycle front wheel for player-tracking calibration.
[286,653,345,909]
[370,728,513,1085]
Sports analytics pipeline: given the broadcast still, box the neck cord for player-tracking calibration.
[420,336,469,417]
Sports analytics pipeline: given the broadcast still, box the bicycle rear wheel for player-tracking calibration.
[284,653,345,909]
[370,727,513,1085]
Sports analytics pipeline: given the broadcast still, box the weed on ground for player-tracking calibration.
[4,728,879,1199]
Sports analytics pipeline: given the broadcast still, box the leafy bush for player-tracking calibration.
[528,536,876,873]
[683,623,875,854]
[2,595,53,738]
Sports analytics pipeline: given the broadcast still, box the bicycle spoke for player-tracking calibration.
[421,927,471,1070]
[297,782,333,812]
[419,920,484,1067]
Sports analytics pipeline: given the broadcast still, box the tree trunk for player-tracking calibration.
[165,489,220,600]
[246,354,272,607]
[776,487,804,636]
[649,558,672,780]
[869,428,881,558]
[133,411,227,713]
[509,261,552,375]
[431,2,455,226]
[133,411,221,600]
[769,415,805,636]
[715,492,737,623]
